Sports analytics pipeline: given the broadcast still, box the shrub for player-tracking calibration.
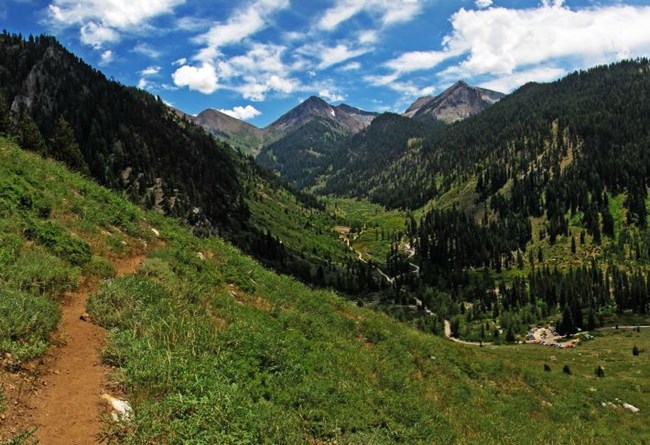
[0,232,24,265]
[83,255,116,279]
[87,276,165,329]
[24,220,91,266]
[6,248,78,297]
[0,286,60,362]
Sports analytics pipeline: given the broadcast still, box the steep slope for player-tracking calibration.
[323,113,438,200]
[0,32,245,234]
[256,96,379,187]
[193,108,264,156]
[404,81,504,124]
[1,138,648,444]
[0,32,377,296]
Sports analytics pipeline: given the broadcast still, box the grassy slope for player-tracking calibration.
[246,180,354,267]
[0,138,648,444]
[328,198,408,263]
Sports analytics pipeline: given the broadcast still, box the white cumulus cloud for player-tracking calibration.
[49,0,185,47]
[80,21,119,47]
[341,61,361,71]
[193,0,290,63]
[218,105,262,120]
[132,43,161,59]
[379,2,650,96]
[445,3,650,76]
[479,65,567,93]
[385,50,454,74]
[99,49,114,65]
[171,63,219,94]
[317,44,370,70]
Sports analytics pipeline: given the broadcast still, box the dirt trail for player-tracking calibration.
[32,255,144,445]
[444,320,491,346]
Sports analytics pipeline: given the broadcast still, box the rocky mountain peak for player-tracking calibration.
[404,81,505,124]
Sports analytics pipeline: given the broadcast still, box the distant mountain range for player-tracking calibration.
[188,81,504,188]
[187,96,380,156]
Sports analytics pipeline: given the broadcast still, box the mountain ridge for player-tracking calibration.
[188,96,379,156]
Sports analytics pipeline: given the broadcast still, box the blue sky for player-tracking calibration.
[2,0,650,127]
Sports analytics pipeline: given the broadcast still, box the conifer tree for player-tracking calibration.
[17,111,48,154]
[0,92,10,135]
[50,117,88,174]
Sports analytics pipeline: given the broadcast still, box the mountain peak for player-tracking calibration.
[266,96,377,137]
[404,81,504,124]
[304,95,329,105]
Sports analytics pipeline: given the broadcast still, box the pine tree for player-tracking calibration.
[0,92,10,135]
[50,117,88,174]
[17,111,48,154]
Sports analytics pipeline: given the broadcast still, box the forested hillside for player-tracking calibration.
[322,113,440,201]
[0,32,245,234]
[352,59,650,211]
[256,97,378,189]
[374,59,650,342]
[0,32,381,298]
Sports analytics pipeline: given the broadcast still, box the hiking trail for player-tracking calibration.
[32,255,144,445]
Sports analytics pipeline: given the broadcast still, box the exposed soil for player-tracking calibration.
[0,255,144,444]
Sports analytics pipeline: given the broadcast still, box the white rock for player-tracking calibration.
[101,393,133,421]
[623,403,640,413]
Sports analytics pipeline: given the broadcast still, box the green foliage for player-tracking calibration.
[0,91,10,135]
[16,111,47,155]
[83,255,116,279]
[4,248,78,297]
[257,119,351,189]
[24,220,91,266]
[0,286,59,361]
